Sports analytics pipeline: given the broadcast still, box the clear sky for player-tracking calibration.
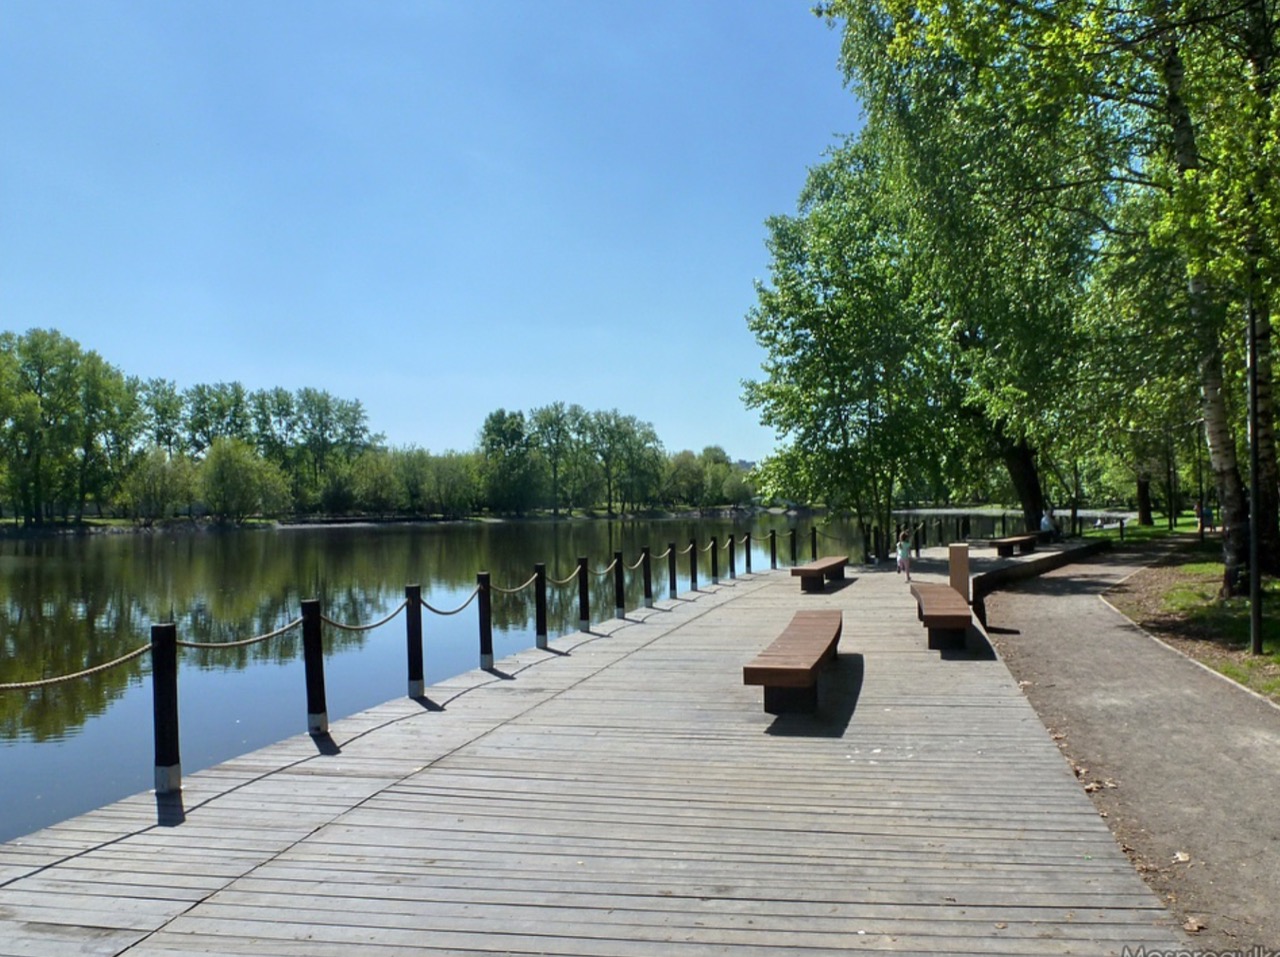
[1,1,862,464]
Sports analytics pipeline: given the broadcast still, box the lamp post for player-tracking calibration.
[1247,294,1262,656]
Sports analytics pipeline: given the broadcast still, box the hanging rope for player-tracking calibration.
[491,573,538,595]
[592,557,619,577]
[421,587,481,616]
[548,568,580,587]
[320,600,408,633]
[0,643,153,691]
[178,617,304,649]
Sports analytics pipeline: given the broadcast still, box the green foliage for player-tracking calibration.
[200,437,290,524]
[121,448,195,525]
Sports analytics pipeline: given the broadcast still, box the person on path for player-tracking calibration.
[895,530,912,582]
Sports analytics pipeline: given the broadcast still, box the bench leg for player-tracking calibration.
[927,626,967,651]
[763,684,818,714]
[799,576,824,593]
[997,545,1014,558]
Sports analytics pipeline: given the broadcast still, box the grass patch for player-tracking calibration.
[1106,533,1280,703]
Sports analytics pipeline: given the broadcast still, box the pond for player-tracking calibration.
[0,510,1010,842]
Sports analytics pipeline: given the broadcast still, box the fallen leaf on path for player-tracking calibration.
[1183,917,1206,933]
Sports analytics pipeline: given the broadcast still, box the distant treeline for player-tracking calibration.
[0,328,754,527]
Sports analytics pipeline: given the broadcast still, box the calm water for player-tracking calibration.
[0,511,1006,842]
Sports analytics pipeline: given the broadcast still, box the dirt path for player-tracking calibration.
[982,544,1280,951]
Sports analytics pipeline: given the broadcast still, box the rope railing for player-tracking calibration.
[6,527,855,796]
[321,600,408,633]
[178,617,304,649]
[0,643,153,691]
[491,573,538,596]
[422,587,481,616]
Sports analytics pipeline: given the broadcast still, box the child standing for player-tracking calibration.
[896,530,912,582]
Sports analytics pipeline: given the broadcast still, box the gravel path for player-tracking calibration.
[982,544,1280,951]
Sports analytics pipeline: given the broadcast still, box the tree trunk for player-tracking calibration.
[1201,336,1250,594]
[1160,27,1250,593]
[1000,435,1043,533]
[1136,474,1154,526]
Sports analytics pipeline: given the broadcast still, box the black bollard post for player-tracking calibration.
[810,526,818,561]
[789,529,797,565]
[1119,518,1126,542]
[744,533,752,574]
[710,536,719,584]
[535,563,548,649]
[577,557,590,631]
[478,572,493,669]
[405,584,424,698]
[689,538,698,591]
[150,622,181,795]
[728,534,736,580]
[614,551,625,619]
[667,542,678,599]
[642,547,654,608]
[301,599,328,735]
[770,529,778,569]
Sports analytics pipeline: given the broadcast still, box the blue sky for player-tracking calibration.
[1,1,861,463]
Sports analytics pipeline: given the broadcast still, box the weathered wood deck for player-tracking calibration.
[0,550,1188,956]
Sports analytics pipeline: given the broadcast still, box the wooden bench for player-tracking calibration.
[909,582,972,650]
[742,610,843,714]
[990,534,1038,558]
[790,555,849,593]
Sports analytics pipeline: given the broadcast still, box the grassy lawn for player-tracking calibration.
[1101,521,1280,704]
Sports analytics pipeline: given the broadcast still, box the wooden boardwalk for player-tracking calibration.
[0,550,1189,956]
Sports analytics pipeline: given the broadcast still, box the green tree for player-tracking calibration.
[199,437,289,525]
[615,417,664,514]
[68,351,139,521]
[395,446,433,516]
[351,449,404,516]
[0,329,82,526]
[479,409,538,514]
[141,378,183,456]
[664,450,703,507]
[428,450,478,518]
[745,135,936,535]
[183,381,252,455]
[122,447,195,525]
[530,401,575,516]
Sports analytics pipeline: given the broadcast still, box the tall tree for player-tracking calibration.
[745,134,937,535]
[530,401,574,516]
[0,329,82,525]
[479,409,538,514]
